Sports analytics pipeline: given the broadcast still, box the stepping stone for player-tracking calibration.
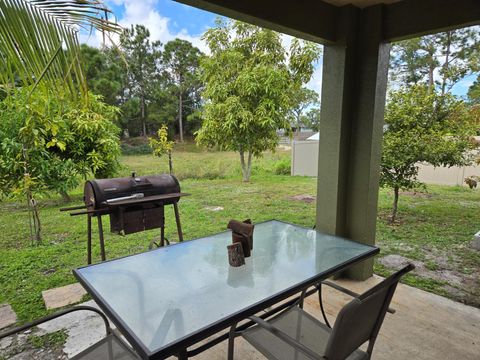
[204,206,224,211]
[42,283,87,310]
[0,303,17,330]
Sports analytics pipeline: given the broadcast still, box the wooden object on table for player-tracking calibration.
[232,232,251,257]
[227,243,245,267]
[228,219,254,250]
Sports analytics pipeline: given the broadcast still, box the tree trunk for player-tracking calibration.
[390,186,400,224]
[441,31,452,96]
[26,191,41,244]
[141,93,146,137]
[60,190,71,203]
[239,151,252,182]
[178,91,184,143]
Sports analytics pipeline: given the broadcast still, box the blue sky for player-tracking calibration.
[80,0,475,97]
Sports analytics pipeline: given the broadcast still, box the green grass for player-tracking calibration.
[0,148,479,324]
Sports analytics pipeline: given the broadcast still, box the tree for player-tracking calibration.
[390,27,480,94]
[120,25,162,136]
[0,88,121,199]
[197,19,320,181]
[0,0,120,243]
[304,107,321,132]
[163,39,203,142]
[80,44,126,106]
[380,85,476,223]
[468,75,480,105]
[288,88,319,131]
[149,125,174,174]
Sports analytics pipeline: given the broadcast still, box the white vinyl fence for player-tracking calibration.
[291,140,479,186]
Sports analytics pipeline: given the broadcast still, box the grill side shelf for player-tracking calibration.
[102,192,190,207]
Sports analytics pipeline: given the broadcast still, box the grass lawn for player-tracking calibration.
[1,146,479,324]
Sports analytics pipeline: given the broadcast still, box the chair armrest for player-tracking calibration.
[320,281,396,314]
[0,306,110,339]
[248,316,323,360]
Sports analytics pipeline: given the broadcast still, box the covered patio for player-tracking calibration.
[1,1,480,359]
[175,0,480,280]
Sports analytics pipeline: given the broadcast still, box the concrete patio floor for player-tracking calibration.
[174,275,480,360]
[6,275,478,359]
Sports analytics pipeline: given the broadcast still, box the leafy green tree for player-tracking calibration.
[0,87,121,202]
[468,75,480,105]
[197,19,320,181]
[0,0,120,243]
[390,28,480,94]
[304,107,321,132]
[80,44,126,106]
[288,88,319,131]
[149,125,175,174]
[120,25,162,136]
[381,85,476,223]
[163,39,203,142]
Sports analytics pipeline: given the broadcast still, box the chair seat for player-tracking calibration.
[71,332,140,360]
[242,307,368,360]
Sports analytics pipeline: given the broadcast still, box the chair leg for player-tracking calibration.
[228,324,237,360]
[317,284,332,328]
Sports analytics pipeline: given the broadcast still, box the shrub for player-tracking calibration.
[121,143,152,155]
[273,158,291,175]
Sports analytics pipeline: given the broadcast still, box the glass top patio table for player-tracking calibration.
[74,220,378,359]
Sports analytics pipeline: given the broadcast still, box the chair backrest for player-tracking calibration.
[323,264,414,360]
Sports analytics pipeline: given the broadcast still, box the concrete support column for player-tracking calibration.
[316,5,390,280]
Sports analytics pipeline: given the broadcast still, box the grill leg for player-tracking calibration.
[87,215,92,265]
[160,219,165,247]
[173,202,183,242]
[97,215,106,261]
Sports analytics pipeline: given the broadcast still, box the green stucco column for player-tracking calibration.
[316,5,390,280]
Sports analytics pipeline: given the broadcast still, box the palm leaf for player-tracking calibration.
[0,0,121,98]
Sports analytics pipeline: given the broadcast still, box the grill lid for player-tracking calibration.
[84,174,181,210]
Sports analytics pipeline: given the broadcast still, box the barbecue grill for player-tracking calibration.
[62,173,189,264]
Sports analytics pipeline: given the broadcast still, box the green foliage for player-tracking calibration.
[390,28,480,94]
[120,25,163,136]
[197,18,320,181]
[80,44,125,106]
[163,39,203,141]
[380,85,476,222]
[121,143,152,155]
[149,125,174,157]
[0,0,120,100]
[288,87,319,130]
[29,330,68,349]
[468,76,480,105]
[149,125,174,173]
[0,87,121,198]
[273,158,291,175]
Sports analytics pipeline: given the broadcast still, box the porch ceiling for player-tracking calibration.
[322,0,401,8]
[174,0,480,44]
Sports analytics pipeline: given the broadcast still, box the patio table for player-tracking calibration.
[73,220,379,359]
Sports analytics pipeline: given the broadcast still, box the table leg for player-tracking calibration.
[177,349,188,360]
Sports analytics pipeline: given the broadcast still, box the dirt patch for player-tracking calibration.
[0,329,67,360]
[379,254,475,291]
[289,194,316,203]
[400,191,432,198]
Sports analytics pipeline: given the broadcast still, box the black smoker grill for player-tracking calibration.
[62,173,189,264]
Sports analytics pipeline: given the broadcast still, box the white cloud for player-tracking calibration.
[80,0,208,53]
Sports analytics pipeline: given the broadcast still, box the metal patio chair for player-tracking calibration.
[0,305,140,360]
[228,264,414,360]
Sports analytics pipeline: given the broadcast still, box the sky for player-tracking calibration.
[79,0,475,98]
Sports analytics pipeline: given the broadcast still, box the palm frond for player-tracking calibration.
[0,0,122,98]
